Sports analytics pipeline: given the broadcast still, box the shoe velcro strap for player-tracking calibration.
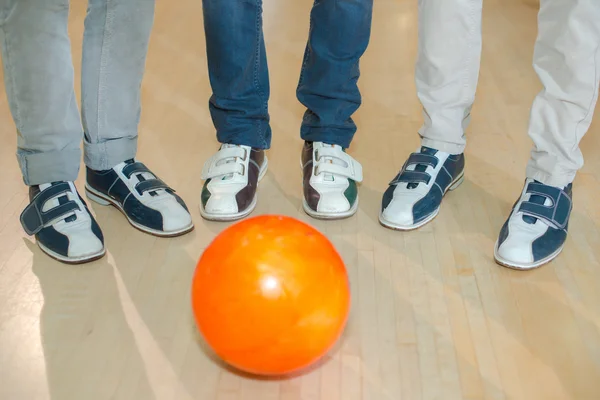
[390,170,431,185]
[135,179,171,195]
[315,160,363,182]
[20,183,81,235]
[217,146,247,160]
[518,182,572,229]
[405,153,438,168]
[123,162,152,179]
[201,147,247,179]
[314,148,363,182]
[201,162,245,179]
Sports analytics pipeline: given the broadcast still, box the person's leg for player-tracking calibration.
[297,0,373,149]
[81,0,153,171]
[81,0,193,237]
[495,0,600,270]
[199,0,269,221]
[415,0,482,154]
[525,3,600,188]
[380,0,482,230]
[0,0,104,263]
[297,0,372,219]
[0,0,82,185]
[202,0,270,150]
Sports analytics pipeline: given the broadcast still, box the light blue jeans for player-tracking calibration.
[0,0,155,186]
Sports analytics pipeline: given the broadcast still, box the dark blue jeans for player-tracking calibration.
[202,0,373,149]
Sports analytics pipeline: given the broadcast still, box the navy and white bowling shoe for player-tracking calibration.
[85,159,194,237]
[494,179,572,270]
[380,146,465,230]
[20,182,105,264]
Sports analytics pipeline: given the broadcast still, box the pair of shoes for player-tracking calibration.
[20,160,193,264]
[379,146,572,270]
[199,141,363,221]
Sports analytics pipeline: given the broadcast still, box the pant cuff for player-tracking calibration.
[18,148,81,186]
[84,136,138,171]
[216,125,271,150]
[301,127,354,149]
[421,138,466,155]
[525,163,576,188]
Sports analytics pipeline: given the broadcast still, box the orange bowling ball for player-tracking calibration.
[191,215,350,376]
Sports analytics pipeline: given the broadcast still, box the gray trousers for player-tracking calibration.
[0,0,155,185]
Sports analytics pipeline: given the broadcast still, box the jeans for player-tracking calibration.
[0,0,155,186]
[202,0,374,150]
[416,0,600,187]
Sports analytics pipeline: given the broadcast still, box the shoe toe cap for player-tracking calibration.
[158,197,193,232]
[163,206,193,232]
[203,194,240,215]
[315,194,352,213]
[496,227,537,266]
[381,202,415,227]
[66,226,105,259]
[496,240,534,265]
[380,192,422,227]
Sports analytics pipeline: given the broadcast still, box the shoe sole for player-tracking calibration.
[379,171,465,231]
[199,158,268,222]
[493,242,564,271]
[200,195,259,222]
[85,186,194,238]
[302,197,360,220]
[37,241,106,265]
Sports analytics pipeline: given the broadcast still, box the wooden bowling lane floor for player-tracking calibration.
[1,0,600,399]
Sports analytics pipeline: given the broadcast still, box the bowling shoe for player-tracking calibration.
[494,179,572,270]
[20,181,105,264]
[380,146,464,230]
[200,144,268,221]
[85,159,194,237]
[301,141,363,219]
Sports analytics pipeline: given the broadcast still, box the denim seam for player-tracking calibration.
[297,42,310,89]
[297,1,316,90]
[95,0,114,168]
[253,0,266,147]
[1,17,29,182]
[1,25,21,133]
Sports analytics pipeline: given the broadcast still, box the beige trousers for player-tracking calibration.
[416,0,600,187]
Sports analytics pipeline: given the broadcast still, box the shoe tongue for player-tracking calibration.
[407,146,438,189]
[39,183,52,191]
[122,159,163,196]
[39,182,66,209]
[123,158,150,181]
[522,180,551,225]
[419,146,438,156]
